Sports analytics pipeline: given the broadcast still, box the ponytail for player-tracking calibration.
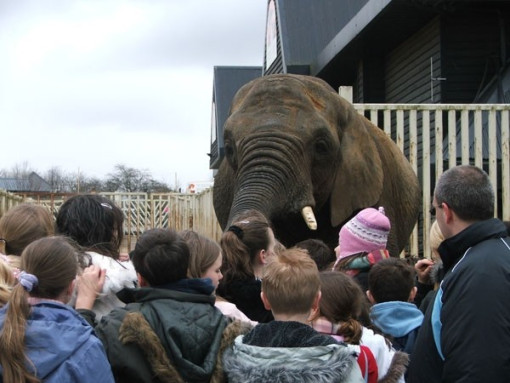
[0,284,39,383]
[337,317,363,344]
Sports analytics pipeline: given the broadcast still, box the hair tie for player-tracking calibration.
[17,271,38,292]
[227,225,244,240]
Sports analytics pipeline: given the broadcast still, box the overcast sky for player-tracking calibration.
[0,1,267,189]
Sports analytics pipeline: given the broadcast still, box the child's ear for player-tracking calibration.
[366,290,376,304]
[409,286,418,303]
[308,291,322,321]
[260,291,272,310]
[137,272,149,287]
[259,249,268,265]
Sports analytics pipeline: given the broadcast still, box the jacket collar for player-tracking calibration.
[116,284,215,305]
[439,218,508,272]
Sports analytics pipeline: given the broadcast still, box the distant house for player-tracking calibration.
[0,172,52,193]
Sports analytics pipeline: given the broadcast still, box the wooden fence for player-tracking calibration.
[0,190,23,217]
[355,103,509,257]
[1,103,508,257]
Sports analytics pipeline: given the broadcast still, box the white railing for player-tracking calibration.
[3,104,508,257]
[355,103,510,258]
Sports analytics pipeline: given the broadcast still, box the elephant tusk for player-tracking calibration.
[301,206,317,230]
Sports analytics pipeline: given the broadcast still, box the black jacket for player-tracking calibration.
[218,278,273,323]
[92,285,233,383]
[408,219,510,383]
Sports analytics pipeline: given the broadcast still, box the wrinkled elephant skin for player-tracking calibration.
[213,74,421,256]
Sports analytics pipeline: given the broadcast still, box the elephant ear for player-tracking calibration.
[330,101,384,227]
[213,158,235,230]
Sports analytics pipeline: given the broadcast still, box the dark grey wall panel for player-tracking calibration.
[385,17,441,103]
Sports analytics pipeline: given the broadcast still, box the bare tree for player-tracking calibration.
[105,164,172,193]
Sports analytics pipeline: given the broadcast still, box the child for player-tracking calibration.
[0,203,54,272]
[313,271,408,383]
[181,229,257,325]
[414,220,445,312]
[76,228,250,383]
[56,194,137,318]
[295,238,336,271]
[217,209,276,322]
[367,258,424,354]
[332,207,391,291]
[222,248,364,383]
[0,236,114,383]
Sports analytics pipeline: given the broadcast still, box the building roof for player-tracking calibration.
[0,172,52,192]
[210,66,262,168]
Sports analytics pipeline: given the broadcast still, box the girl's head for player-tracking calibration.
[334,206,391,268]
[0,203,54,256]
[429,220,444,261]
[219,210,275,284]
[181,230,223,290]
[0,236,79,383]
[317,271,366,344]
[56,195,124,259]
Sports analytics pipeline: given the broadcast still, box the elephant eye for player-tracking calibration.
[224,141,237,168]
[225,143,234,158]
[314,139,330,155]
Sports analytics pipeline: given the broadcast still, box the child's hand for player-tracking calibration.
[415,259,435,284]
[75,265,106,310]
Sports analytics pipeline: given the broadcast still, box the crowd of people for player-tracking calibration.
[0,164,509,382]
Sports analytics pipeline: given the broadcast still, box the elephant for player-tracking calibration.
[213,74,421,257]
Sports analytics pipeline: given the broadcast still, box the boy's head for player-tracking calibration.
[261,248,320,316]
[367,258,416,303]
[131,228,190,287]
[295,239,336,271]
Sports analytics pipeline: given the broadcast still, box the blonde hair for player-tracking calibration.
[429,220,444,261]
[262,247,319,315]
[0,204,54,256]
[0,258,14,307]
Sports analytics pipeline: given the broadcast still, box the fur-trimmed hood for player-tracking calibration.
[223,335,364,383]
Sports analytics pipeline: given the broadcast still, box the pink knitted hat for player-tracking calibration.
[337,207,391,261]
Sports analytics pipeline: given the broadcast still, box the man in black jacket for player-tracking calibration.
[408,165,510,382]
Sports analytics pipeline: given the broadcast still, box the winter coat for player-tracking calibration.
[408,218,510,383]
[94,282,252,383]
[370,301,423,353]
[217,278,273,323]
[0,300,114,383]
[312,317,407,383]
[222,321,365,383]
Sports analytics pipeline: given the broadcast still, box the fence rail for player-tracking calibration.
[355,103,510,257]
[1,103,508,258]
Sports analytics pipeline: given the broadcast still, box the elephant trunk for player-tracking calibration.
[226,131,317,230]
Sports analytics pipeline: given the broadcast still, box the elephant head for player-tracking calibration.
[213,74,421,256]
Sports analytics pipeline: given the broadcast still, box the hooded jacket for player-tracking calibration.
[0,301,114,383]
[370,301,423,353]
[222,321,364,383]
[94,281,251,383]
[408,218,510,383]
